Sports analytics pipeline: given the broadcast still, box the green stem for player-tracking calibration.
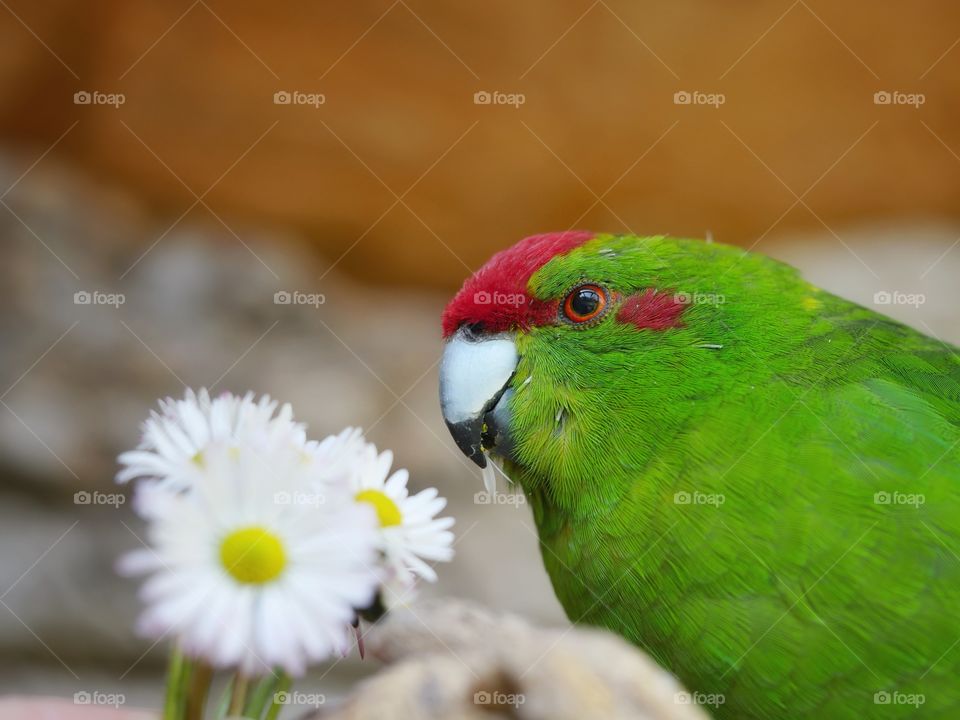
[263,674,291,720]
[228,673,250,717]
[213,676,235,719]
[162,645,190,720]
[242,673,280,719]
[184,661,214,720]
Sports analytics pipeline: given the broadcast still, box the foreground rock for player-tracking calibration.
[311,599,709,720]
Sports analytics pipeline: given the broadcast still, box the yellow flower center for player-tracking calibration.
[219,526,287,584]
[355,489,403,527]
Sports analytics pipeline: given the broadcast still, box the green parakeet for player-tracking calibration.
[438,232,960,719]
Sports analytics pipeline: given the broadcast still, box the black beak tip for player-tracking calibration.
[445,419,487,468]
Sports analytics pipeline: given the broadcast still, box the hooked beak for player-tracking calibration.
[439,327,518,468]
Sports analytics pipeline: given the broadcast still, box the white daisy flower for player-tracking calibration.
[305,426,369,485]
[117,388,307,489]
[119,440,381,677]
[350,445,455,594]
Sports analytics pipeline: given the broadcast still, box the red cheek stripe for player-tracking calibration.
[616,289,686,331]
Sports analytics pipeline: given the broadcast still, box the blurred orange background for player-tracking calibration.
[3,0,960,288]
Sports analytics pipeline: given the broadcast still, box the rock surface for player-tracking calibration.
[313,599,710,720]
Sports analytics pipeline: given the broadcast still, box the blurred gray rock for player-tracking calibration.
[762,221,960,344]
[313,599,708,720]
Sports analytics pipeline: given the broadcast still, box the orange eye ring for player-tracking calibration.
[562,284,608,323]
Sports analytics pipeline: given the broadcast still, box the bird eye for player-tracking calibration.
[562,284,608,324]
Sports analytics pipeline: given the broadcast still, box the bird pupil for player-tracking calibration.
[572,289,599,316]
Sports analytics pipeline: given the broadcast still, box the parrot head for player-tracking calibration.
[439,231,811,513]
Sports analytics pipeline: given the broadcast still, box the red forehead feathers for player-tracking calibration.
[441,231,594,337]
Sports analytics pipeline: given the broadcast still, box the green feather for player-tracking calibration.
[498,234,960,719]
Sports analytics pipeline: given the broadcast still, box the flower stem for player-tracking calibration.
[212,676,234,719]
[184,661,213,720]
[263,674,291,720]
[242,673,281,719]
[162,645,189,720]
[228,673,250,717]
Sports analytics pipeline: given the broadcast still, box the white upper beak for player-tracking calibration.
[439,327,518,466]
